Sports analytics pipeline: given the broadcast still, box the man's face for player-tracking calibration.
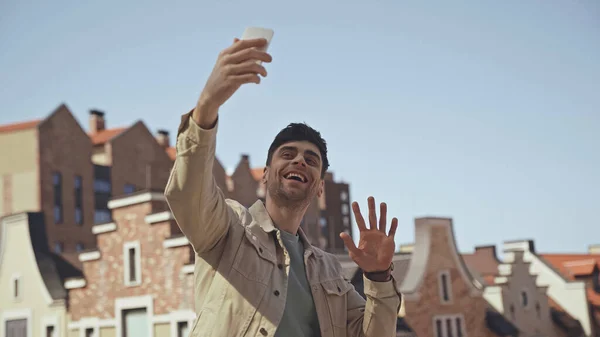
[264,141,324,207]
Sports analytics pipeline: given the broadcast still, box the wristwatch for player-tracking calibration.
[364,262,394,282]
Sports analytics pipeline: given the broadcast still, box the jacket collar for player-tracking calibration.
[248,200,321,257]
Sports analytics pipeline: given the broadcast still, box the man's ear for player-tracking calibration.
[317,179,324,198]
[262,167,268,184]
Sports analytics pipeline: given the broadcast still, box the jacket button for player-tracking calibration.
[260,328,268,336]
[274,290,280,296]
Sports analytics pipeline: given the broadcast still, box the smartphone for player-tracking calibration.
[241,27,274,57]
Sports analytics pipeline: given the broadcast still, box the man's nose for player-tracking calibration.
[292,156,306,167]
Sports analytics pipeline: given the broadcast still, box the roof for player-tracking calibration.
[540,254,600,280]
[462,246,501,284]
[90,127,127,145]
[166,146,176,161]
[548,297,586,335]
[485,309,520,336]
[0,119,41,133]
[540,253,600,306]
[346,253,412,299]
[251,167,264,181]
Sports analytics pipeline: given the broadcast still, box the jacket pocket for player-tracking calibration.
[321,278,353,329]
[231,230,274,285]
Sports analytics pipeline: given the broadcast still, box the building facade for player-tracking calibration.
[66,190,195,337]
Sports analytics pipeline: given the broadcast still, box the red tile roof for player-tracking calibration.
[90,128,127,145]
[541,253,600,307]
[166,147,176,161]
[541,254,600,280]
[251,167,265,181]
[0,119,41,133]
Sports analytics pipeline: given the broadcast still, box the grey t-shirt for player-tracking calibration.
[274,230,322,337]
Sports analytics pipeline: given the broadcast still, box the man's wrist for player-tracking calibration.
[364,263,394,282]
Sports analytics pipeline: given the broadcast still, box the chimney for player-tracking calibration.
[241,154,250,162]
[89,109,105,134]
[474,245,498,260]
[156,129,170,148]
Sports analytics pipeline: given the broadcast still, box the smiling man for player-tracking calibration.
[164,37,402,337]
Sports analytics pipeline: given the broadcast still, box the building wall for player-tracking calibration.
[38,105,96,263]
[501,251,558,337]
[0,214,68,337]
[504,241,593,336]
[109,122,173,197]
[0,128,40,217]
[230,155,259,207]
[68,195,195,337]
[402,222,497,337]
[321,178,351,253]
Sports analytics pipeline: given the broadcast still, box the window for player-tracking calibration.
[122,308,148,337]
[510,304,515,319]
[54,242,63,254]
[85,328,94,337]
[438,270,452,303]
[177,321,189,337]
[11,274,20,300]
[319,217,327,227]
[5,319,27,337]
[341,204,349,215]
[93,179,111,193]
[76,243,85,252]
[340,191,348,201]
[46,325,55,337]
[434,315,465,337]
[74,175,83,225]
[124,241,141,286]
[124,184,136,194]
[520,289,529,308]
[94,210,112,224]
[53,172,63,224]
[343,216,350,227]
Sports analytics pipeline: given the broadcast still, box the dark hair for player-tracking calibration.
[266,123,329,178]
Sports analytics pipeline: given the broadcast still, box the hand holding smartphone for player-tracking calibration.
[240,27,274,64]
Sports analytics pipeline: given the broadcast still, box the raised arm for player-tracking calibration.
[164,38,272,253]
[340,197,402,336]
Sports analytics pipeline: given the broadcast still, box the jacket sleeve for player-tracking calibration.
[347,276,402,337]
[164,111,235,254]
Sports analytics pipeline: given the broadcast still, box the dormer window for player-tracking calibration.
[438,270,452,304]
[520,289,529,308]
[11,274,21,300]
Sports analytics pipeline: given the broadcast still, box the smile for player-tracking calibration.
[284,171,307,183]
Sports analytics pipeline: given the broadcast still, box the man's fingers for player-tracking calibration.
[226,47,272,65]
[226,60,267,77]
[340,232,361,255]
[367,197,377,230]
[388,217,398,238]
[225,37,268,54]
[379,202,387,233]
[352,202,367,232]
[229,73,261,85]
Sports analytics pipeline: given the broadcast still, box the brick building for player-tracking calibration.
[66,190,195,337]
[399,217,519,337]
[88,110,174,225]
[464,245,584,336]
[0,104,96,266]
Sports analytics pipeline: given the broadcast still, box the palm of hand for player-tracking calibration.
[340,197,399,273]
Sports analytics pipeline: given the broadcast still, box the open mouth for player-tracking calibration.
[284,172,307,183]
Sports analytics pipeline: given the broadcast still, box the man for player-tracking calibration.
[165,37,402,337]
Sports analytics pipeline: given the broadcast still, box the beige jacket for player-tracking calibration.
[164,112,402,337]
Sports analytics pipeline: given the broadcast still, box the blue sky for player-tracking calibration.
[1,0,598,255]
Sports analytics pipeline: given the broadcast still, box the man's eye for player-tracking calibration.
[282,152,292,158]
